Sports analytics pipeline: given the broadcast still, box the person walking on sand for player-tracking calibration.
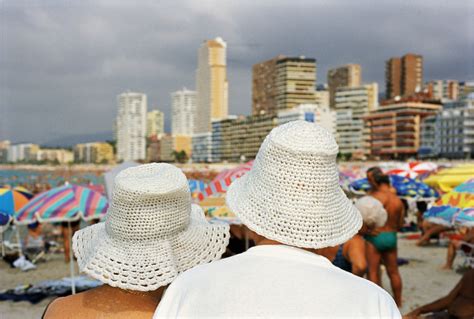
[366,167,405,307]
[154,121,400,318]
[43,163,229,319]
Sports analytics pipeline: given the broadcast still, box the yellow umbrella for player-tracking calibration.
[424,165,474,192]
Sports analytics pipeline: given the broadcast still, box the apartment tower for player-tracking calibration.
[386,53,423,99]
[327,64,361,108]
[116,91,147,161]
[171,88,197,136]
[194,37,228,134]
[252,55,317,116]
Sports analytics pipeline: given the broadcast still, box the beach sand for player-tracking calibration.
[0,238,465,318]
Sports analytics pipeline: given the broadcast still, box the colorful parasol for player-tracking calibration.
[386,162,437,179]
[424,178,474,227]
[13,186,35,199]
[189,180,206,194]
[423,164,474,192]
[198,161,253,201]
[0,188,31,225]
[349,175,438,199]
[15,184,108,225]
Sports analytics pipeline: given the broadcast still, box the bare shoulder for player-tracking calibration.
[43,294,83,319]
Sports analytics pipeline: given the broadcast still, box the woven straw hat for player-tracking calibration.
[226,120,362,249]
[73,163,229,291]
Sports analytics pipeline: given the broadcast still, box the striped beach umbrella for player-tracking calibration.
[188,180,206,194]
[13,186,35,199]
[15,184,108,225]
[198,161,253,201]
[386,162,437,179]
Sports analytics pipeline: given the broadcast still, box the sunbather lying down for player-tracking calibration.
[405,268,474,319]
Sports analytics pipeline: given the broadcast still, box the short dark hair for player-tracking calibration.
[367,166,390,185]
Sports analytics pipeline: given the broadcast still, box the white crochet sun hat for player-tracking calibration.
[355,196,388,228]
[73,163,229,291]
[226,120,362,249]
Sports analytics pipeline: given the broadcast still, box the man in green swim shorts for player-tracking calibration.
[366,167,405,307]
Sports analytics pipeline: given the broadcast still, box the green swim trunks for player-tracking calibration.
[365,232,397,252]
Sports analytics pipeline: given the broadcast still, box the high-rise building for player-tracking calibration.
[252,56,317,115]
[386,53,423,99]
[425,80,459,101]
[171,88,197,135]
[327,64,361,108]
[365,101,440,159]
[421,96,474,159]
[7,143,39,162]
[116,91,147,162]
[0,140,10,163]
[252,55,285,115]
[195,37,228,134]
[335,83,378,157]
[146,110,164,138]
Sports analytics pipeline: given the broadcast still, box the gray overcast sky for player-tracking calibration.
[1,0,473,144]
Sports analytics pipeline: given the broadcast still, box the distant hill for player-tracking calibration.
[42,131,114,147]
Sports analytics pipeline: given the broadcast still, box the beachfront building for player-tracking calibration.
[425,80,459,101]
[116,91,147,162]
[327,64,361,108]
[386,53,423,99]
[192,133,213,163]
[74,142,114,164]
[7,143,40,163]
[36,149,74,164]
[172,88,196,136]
[278,104,336,137]
[252,55,317,116]
[194,37,228,134]
[315,89,330,109]
[365,101,441,159]
[335,83,378,158]
[460,81,474,98]
[146,135,161,162]
[160,134,174,162]
[173,135,192,157]
[146,110,164,139]
[0,140,10,163]
[420,95,474,159]
[210,106,320,162]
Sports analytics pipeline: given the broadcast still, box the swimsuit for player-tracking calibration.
[332,245,352,272]
[365,232,397,252]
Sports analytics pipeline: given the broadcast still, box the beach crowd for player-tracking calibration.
[4,121,472,318]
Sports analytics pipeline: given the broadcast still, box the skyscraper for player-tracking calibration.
[386,53,423,99]
[335,83,378,157]
[171,88,197,135]
[147,110,164,138]
[252,56,317,116]
[116,91,147,162]
[327,64,361,108]
[195,37,228,134]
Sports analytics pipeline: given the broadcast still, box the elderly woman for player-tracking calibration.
[333,195,388,276]
[43,163,229,318]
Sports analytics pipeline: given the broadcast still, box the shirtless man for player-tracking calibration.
[366,167,405,307]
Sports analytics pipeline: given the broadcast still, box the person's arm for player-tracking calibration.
[405,278,463,317]
[343,237,367,276]
[398,201,405,230]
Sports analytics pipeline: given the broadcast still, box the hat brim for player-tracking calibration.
[226,173,362,249]
[73,204,229,291]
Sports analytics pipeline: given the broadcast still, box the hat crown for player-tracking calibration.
[266,120,339,156]
[105,163,191,242]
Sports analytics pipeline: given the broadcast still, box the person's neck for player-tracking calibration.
[102,285,166,302]
[375,183,391,192]
[255,238,334,260]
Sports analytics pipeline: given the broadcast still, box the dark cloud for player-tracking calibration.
[1,0,472,144]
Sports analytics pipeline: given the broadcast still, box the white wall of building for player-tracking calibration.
[172,88,196,135]
[116,92,147,162]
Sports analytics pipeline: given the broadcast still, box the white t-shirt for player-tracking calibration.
[154,245,401,318]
